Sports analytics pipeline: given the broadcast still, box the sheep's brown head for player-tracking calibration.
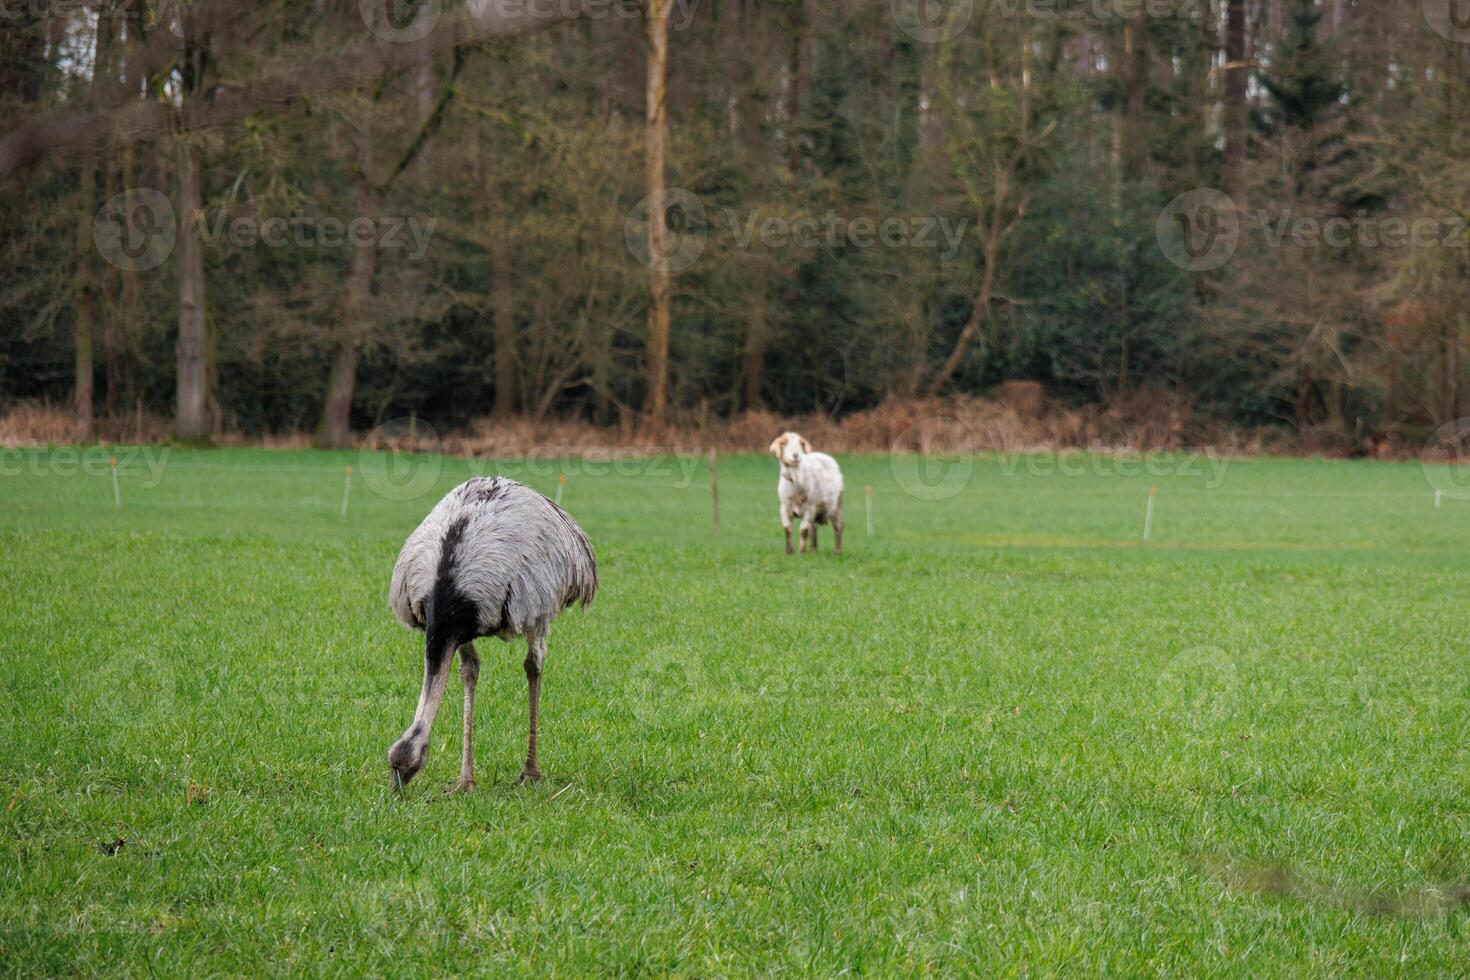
[768,432,811,468]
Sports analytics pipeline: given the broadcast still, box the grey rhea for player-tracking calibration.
[386,476,597,792]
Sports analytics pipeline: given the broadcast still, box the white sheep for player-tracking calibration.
[768,431,845,555]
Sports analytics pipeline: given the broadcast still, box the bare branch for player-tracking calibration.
[0,3,585,179]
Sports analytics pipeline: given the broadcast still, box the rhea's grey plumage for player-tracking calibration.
[386,476,597,792]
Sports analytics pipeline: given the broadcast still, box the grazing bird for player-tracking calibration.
[386,476,597,792]
[769,431,845,555]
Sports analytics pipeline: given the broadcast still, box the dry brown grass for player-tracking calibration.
[432,392,1285,459]
[0,401,184,445]
[0,393,1430,460]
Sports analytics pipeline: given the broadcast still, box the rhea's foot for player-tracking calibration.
[515,766,542,786]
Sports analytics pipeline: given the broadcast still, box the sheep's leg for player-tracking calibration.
[516,631,547,785]
[833,508,844,555]
[781,505,794,555]
[447,643,479,794]
[800,513,815,553]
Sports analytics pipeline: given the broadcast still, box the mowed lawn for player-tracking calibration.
[3,444,1470,974]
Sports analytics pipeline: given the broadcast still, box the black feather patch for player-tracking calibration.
[462,477,503,504]
[498,583,514,633]
[424,516,478,670]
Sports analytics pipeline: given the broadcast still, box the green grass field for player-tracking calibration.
[3,444,1470,974]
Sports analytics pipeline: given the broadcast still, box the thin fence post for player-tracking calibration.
[110,455,121,509]
[340,464,353,517]
[555,472,566,506]
[865,484,874,536]
[709,447,720,535]
[1142,485,1157,542]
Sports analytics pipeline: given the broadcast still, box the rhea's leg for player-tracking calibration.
[448,642,479,794]
[517,630,548,785]
[388,634,455,790]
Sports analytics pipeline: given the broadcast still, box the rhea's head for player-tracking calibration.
[387,723,428,790]
[769,432,811,469]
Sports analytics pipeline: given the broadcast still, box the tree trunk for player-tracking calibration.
[73,5,119,441]
[491,228,516,418]
[102,155,122,419]
[784,0,806,176]
[926,235,998,395]
[734,2,769,412]
[742,262,768,410]
[642,0,673,420]
[1194,0,1214,187]
[174,137,208,441]
[117,139,140,414]
[320,343,360,447]
[1446,313,1463,424]
[1223,0,1248,206]
[318,177,381,448]
[73,148,96,442]
[1122,23,1148,181]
